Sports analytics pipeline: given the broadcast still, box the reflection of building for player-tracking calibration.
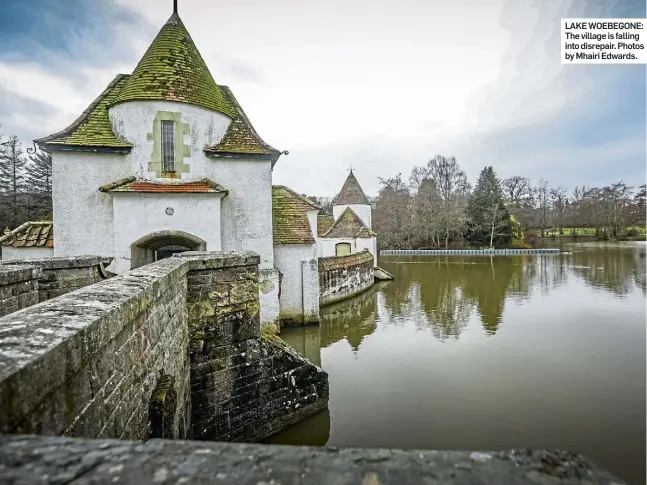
[320,287,378,352]
[279,284,380,362]
[278,325,322,367]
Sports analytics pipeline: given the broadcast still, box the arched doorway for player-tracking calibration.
[131,230,206,269]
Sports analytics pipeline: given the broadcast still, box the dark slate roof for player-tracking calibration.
[272,186,320,245]
[0,222,54,248]
[113,13,233,118]
[99,176,227,194]
[35,75,133,149]
[332,171,370,205]
[317,215,335,237]
[322,207,377,239]
[204,86,281,159]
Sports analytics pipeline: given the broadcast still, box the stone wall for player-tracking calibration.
[318,250,374,306]
[0,257,191,439]
[0,251,328,444]
[0,435,627,485]
[180,252,328,442]
[0,256,113,315]
[0,264,42,317]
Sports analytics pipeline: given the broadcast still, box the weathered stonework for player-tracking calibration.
[0,251,328,446]
[178,252,328,442]
[0,435,627,485]
[0,264,42,317]
[0,256,113,311]
[319,250,374,306]
[0,256,191,440]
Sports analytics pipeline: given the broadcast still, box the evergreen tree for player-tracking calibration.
[25,150,53,219]
[0,134,26,227]
[466,166,512,247]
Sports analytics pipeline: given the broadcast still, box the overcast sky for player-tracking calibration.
[0,0,644,197]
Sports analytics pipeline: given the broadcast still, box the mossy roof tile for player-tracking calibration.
[113,13,233,118]
[322,207,376,239]
[35,75,132,148]
[333,171,370,205]
[99,177,228,194]
[317,215,335,237]
[272,186,320,245]
[0,221,54,248]
[205,86,280,157]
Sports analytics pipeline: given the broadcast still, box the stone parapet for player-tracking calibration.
[0,434,626,485]
[319,250,374,306]
[0,256,114,311]
[0,251,328,445]
[0,264,42,317]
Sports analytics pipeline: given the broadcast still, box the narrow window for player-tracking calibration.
[161,120,175,172]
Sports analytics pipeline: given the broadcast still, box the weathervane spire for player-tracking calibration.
[349,164,353,173]
[173,0,178,14]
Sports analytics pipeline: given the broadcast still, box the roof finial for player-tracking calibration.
[349,164,353,173]
[173,0,178,14]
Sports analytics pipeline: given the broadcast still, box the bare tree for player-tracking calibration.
[373,174,412,249]
[426,155,470,248]
[550,186,567,235]
[502,176,534,223]
[535,179,550,238]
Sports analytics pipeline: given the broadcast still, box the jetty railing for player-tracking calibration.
[379,248,560,256]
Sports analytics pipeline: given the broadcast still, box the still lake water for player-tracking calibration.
[266,242,646,485]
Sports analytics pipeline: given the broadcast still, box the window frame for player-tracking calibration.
[161,120,176,173]
[335,242,352,256]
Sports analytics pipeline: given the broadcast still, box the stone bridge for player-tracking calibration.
[0,252,627,484]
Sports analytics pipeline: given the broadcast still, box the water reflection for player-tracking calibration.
[280,284,383,356]
[268,242,646,485]
[378,243,645,339]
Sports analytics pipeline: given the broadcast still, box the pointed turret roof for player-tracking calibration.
[112,11,233,118]
[322,207,376,239]
[332,170,370,205]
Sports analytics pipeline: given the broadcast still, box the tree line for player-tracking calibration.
[0,128,53,231]
[316,155,646,250]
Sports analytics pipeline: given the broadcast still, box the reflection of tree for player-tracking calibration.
[381,256,533,337]
[377,260,414,318]
[570,244,645,296]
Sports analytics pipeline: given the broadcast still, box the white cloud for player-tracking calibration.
[2,0,643,196]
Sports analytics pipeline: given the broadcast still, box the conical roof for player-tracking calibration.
[332,171,370,205]
[113,12,233,118]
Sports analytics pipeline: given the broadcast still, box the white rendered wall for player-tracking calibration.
[320,238,356,258]
[110,100,275,269]
[109,100,230,178]
[301,259,320,324]
[274,244,316,323]
[1,247,54,261]
[52,151,132,266]
[111,193,222,274]
[259,268,280,326]
[306,210,318,242]
[356,237,378,266]
[332,204,372,229]
[195,159,275,269]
